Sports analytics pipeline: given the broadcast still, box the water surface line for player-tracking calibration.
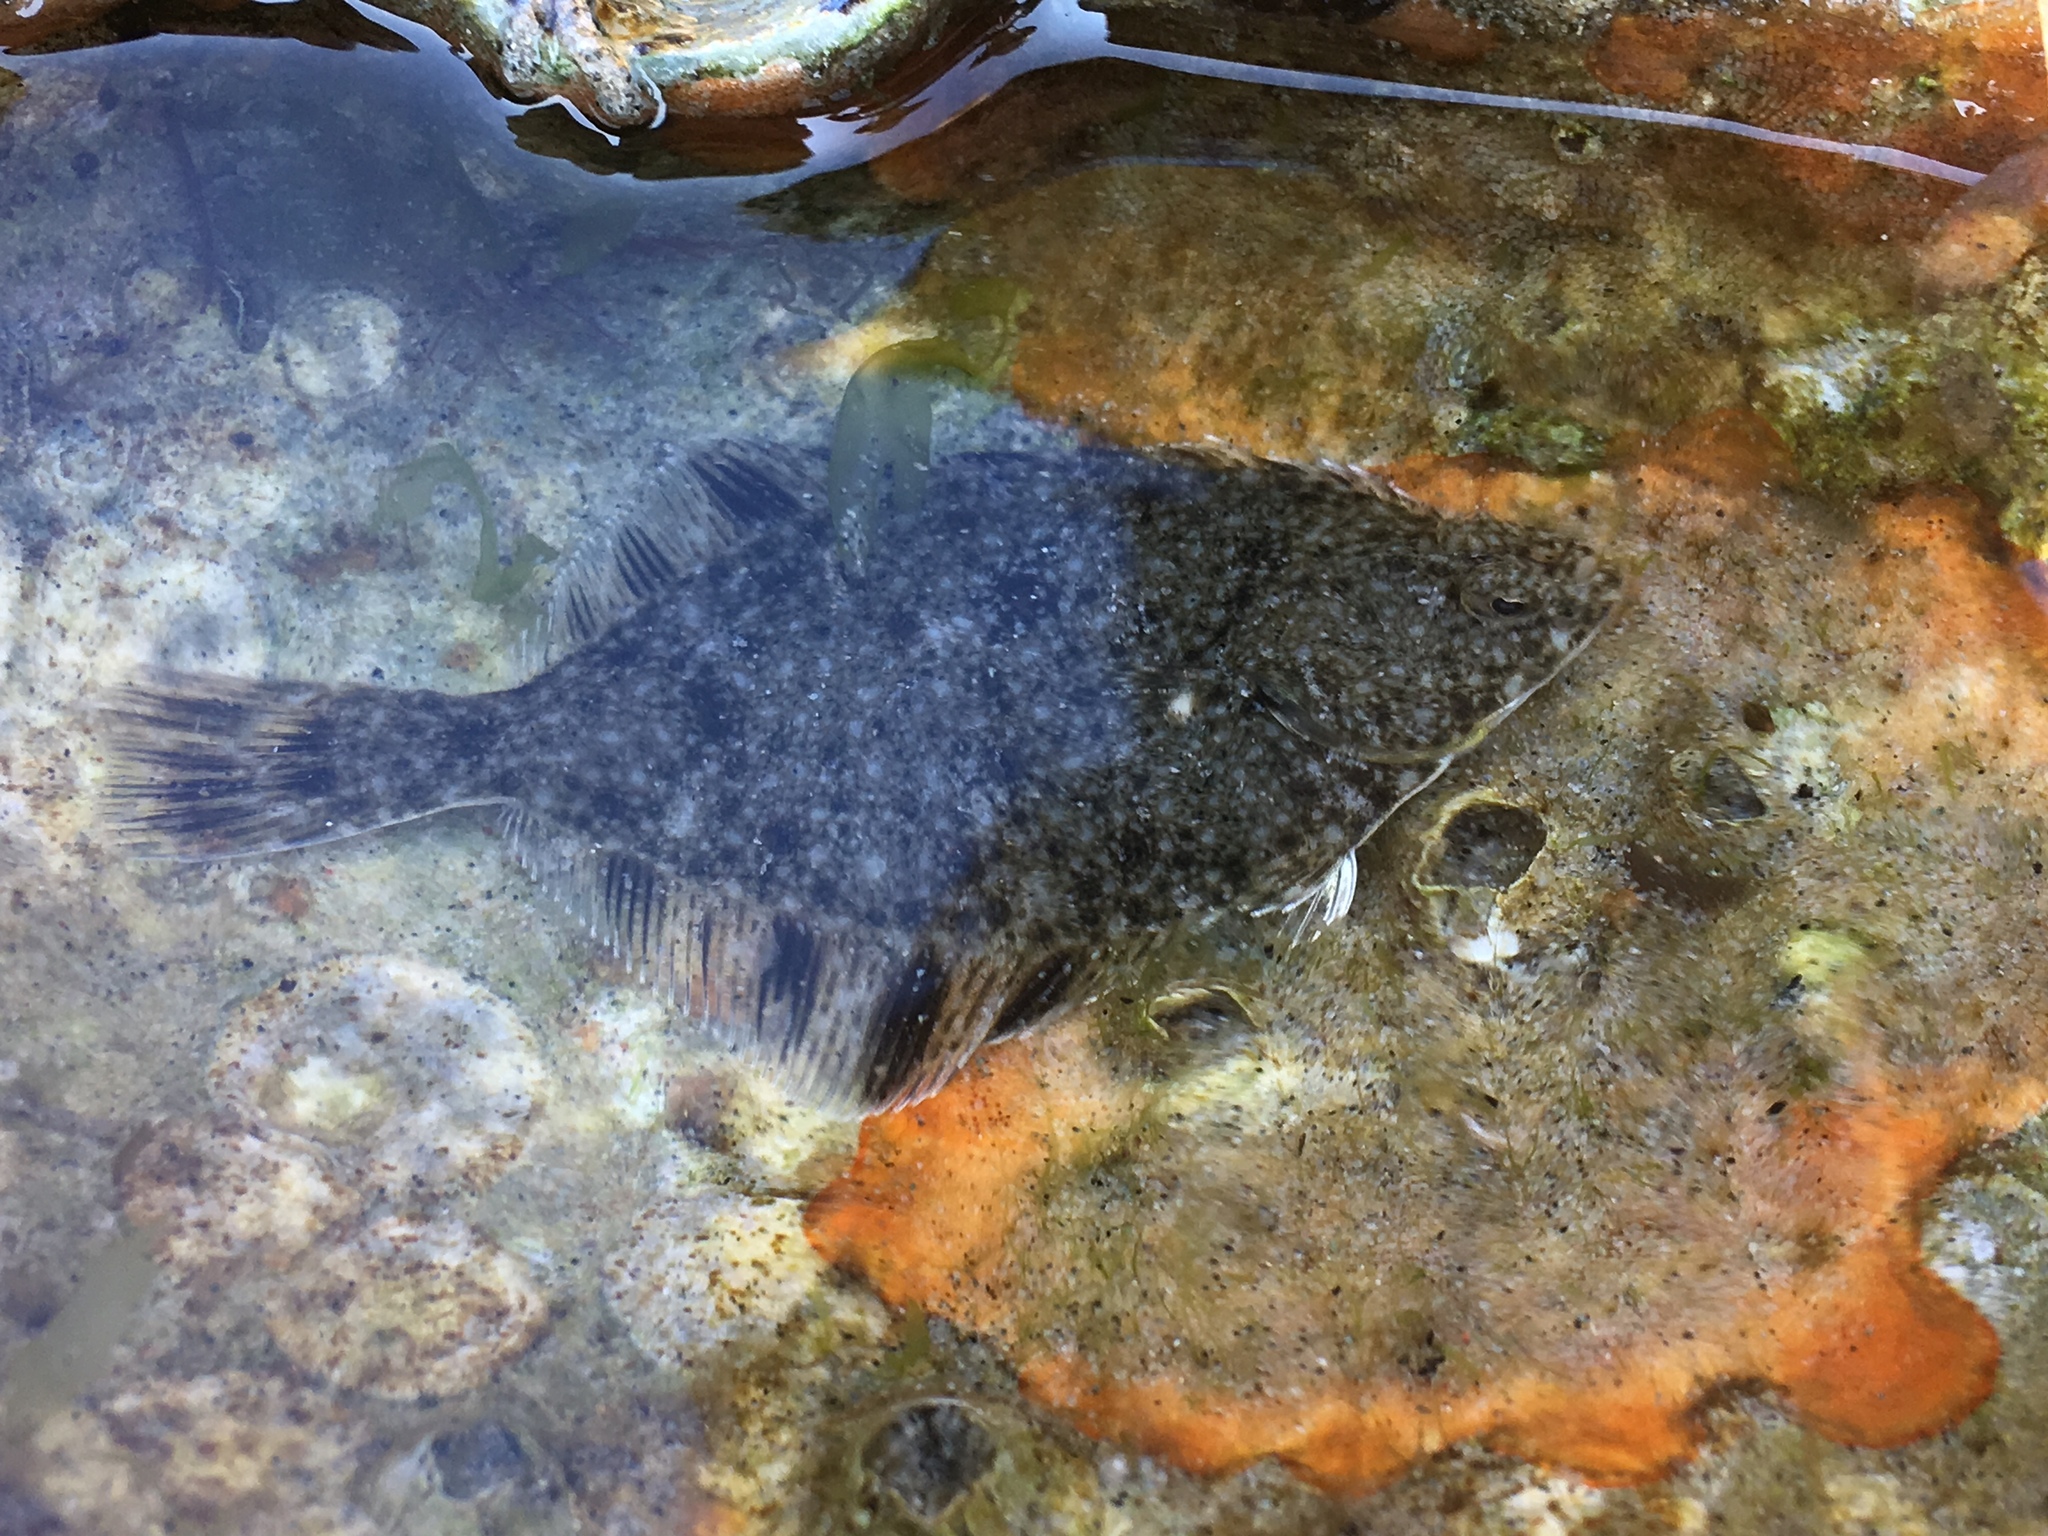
[801,0,1989,187]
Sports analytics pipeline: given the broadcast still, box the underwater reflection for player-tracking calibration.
[493,0,1985,190]
[0,0,414,54]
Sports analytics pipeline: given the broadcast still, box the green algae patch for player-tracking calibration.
[1752,317,2011,508]
[1745,261,2048,543]
[0,1226,158,1444]
[827,340,982,577]
[471,503,558,608]
[373,443,557,609]
[374,442,487,533]
[1463,404,1608,473]
[1779,927,1876,990]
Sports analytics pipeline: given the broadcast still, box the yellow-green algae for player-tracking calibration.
[374,442,558,608]
[826,278,1029,575]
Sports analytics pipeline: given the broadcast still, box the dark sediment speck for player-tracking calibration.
[0,1483,65,1536]
[0,1267,63,1332]
[1622,841,1753,912]
[432,1420,528,1499]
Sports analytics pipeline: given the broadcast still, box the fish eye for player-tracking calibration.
[1457,572,1536,623]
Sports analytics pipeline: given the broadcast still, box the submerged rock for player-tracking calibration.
[275,291,401,407]
[210,958,548,1200]
[117,1116,362,1272]
[267,1214,548,1397]
[94,1373,364,1523]
[0,0,962,127]
[605,1189,829,1366]
[806,434,2048,1496]
[853,0,2046,548]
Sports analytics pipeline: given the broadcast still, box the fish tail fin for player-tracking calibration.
[99,673,495,858]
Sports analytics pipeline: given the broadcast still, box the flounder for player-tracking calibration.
[104,445,1618,1109]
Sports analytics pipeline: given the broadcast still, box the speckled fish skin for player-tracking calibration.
[106,446,1618,1110]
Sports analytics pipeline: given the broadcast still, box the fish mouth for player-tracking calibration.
[1249,576,1623,924]
[1257,584,1625,769]
[1383,596,1622,764]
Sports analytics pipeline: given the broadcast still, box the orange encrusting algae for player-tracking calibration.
[1364,0,1498,66]
[1374,410,1797,527]
[811,1032,2037,1494]
[1865,489,2048,665]
[805,1024,1141,1342]
[806,443,2048,1496]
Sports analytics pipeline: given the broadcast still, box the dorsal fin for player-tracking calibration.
[494,803,1092,1111]
[689,440,824,533]
[539,442,828,664]
[541,459,732,661]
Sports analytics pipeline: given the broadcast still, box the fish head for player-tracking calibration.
[1241,507,1622,764]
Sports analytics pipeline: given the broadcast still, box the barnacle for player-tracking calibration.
[1413,793,1548,965]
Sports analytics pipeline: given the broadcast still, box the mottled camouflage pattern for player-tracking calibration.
[106,446,1618,1109]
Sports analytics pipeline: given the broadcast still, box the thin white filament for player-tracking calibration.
[1096,37,1987,186]
[803,0,1987,187]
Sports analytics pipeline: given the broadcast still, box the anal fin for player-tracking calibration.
[495,805,1093,1111]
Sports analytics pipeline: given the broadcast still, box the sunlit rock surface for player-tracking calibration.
[0,0,965,128]
[6,0,2048,1531]
[395,0,966,128]
[848,0,2048,533]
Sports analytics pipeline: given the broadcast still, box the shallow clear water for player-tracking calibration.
[10,2,2048,1531]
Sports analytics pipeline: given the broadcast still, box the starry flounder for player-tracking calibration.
[103,445,1617,1110]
